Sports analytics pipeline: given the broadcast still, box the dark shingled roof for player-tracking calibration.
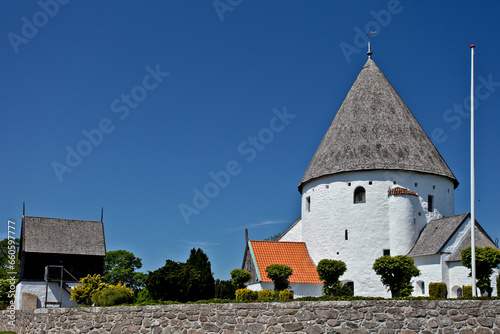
[407,213,497,259]
[407,214,468,257]
[299,59,458,192]
[21,216,106,256]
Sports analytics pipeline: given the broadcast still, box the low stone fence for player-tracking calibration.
[1,300,500,333]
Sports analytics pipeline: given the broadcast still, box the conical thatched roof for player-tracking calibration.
[299,59,458,192]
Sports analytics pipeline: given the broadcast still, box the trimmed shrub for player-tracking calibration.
[235,288,257,302]
[429,282,447,299]
[91,283,134,306]
[278,289,293,301]
[265,264,293,291]
[258,289,276,301]
[331,282,354,297]
[462,285,472,298]
[230,269,252,290]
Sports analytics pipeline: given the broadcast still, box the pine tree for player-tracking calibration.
[186,248,215,300]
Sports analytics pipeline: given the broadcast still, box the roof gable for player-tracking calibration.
[408,213,498,260]
[248,240,321,284]
[21,216,106,256]
[299,59,458,192]
[447,226,498,262]
[407,214,468,257]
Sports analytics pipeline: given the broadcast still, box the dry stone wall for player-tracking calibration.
[2,300,500,333]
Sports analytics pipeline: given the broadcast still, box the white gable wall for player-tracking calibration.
[279,218,303,242]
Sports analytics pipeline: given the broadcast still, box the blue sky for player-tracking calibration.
[1,1,500,280]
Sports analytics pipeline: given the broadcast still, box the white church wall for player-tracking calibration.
[247,282,322,298]
[446,261,472,297]
[14,281,78,309]
[388,195,422,255]
[279,218,303,242]
[413,254,442,296]
[300,169,455,297]
[289,283,322,298]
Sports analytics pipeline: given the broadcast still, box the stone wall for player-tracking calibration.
[1,300,500,333]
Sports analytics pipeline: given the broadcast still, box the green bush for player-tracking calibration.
[265,264,293,291]
[91,284,134,306]
[230,269,252,290]
[462,285,472,298]
[278,289,293,301]
[257,289,276,301]
[429,282,447,299]
[134,287,154,304]
[71,274,107,305]
[235,288,257,302]
[330,282,354,297]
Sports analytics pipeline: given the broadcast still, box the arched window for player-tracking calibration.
[354,186,366,204]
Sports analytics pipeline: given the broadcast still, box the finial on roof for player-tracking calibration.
[101,207,104,222]
[23,201,25,216]
[367,31,376,59]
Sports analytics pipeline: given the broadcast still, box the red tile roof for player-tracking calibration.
[249,240,322,284]
[388,187,418,197]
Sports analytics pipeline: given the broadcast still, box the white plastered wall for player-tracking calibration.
[300,170,454,297]
[14,281,79,309]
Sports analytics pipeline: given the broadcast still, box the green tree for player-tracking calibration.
[103,250,147,293]
[316,259,350,296]
[461,246,500,296]
[0,279,15,310]
[373,255,420,297]
[214,279,236,299]
[146,260,202,302]
[265,264,293,291]
[186,248,215,300]
[0,238,20,279]
[230,269,252,290]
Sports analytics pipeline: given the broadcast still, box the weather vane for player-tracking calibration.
[367,30,376,59]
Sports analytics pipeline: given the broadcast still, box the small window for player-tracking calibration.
[413,218,416,225]
[383,249,390,256]
[345,229,348,240]
[369,181,373,185]
[393,181,397,185]
[325,185,329,189]
[306,196,311,212]
[415,183,418,187]
[354,186,366,204]
[428,195,434,212]
[348,182,351,186]
[433,185,436,190]
[418,281,425,294]
[418,212,422,216]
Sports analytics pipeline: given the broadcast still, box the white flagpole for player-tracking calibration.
[470,44,476,297]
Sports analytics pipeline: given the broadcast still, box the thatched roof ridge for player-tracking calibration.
[21,216,106,256]
[299,59,458,192]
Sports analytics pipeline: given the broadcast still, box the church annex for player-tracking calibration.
[242,56,498,298]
